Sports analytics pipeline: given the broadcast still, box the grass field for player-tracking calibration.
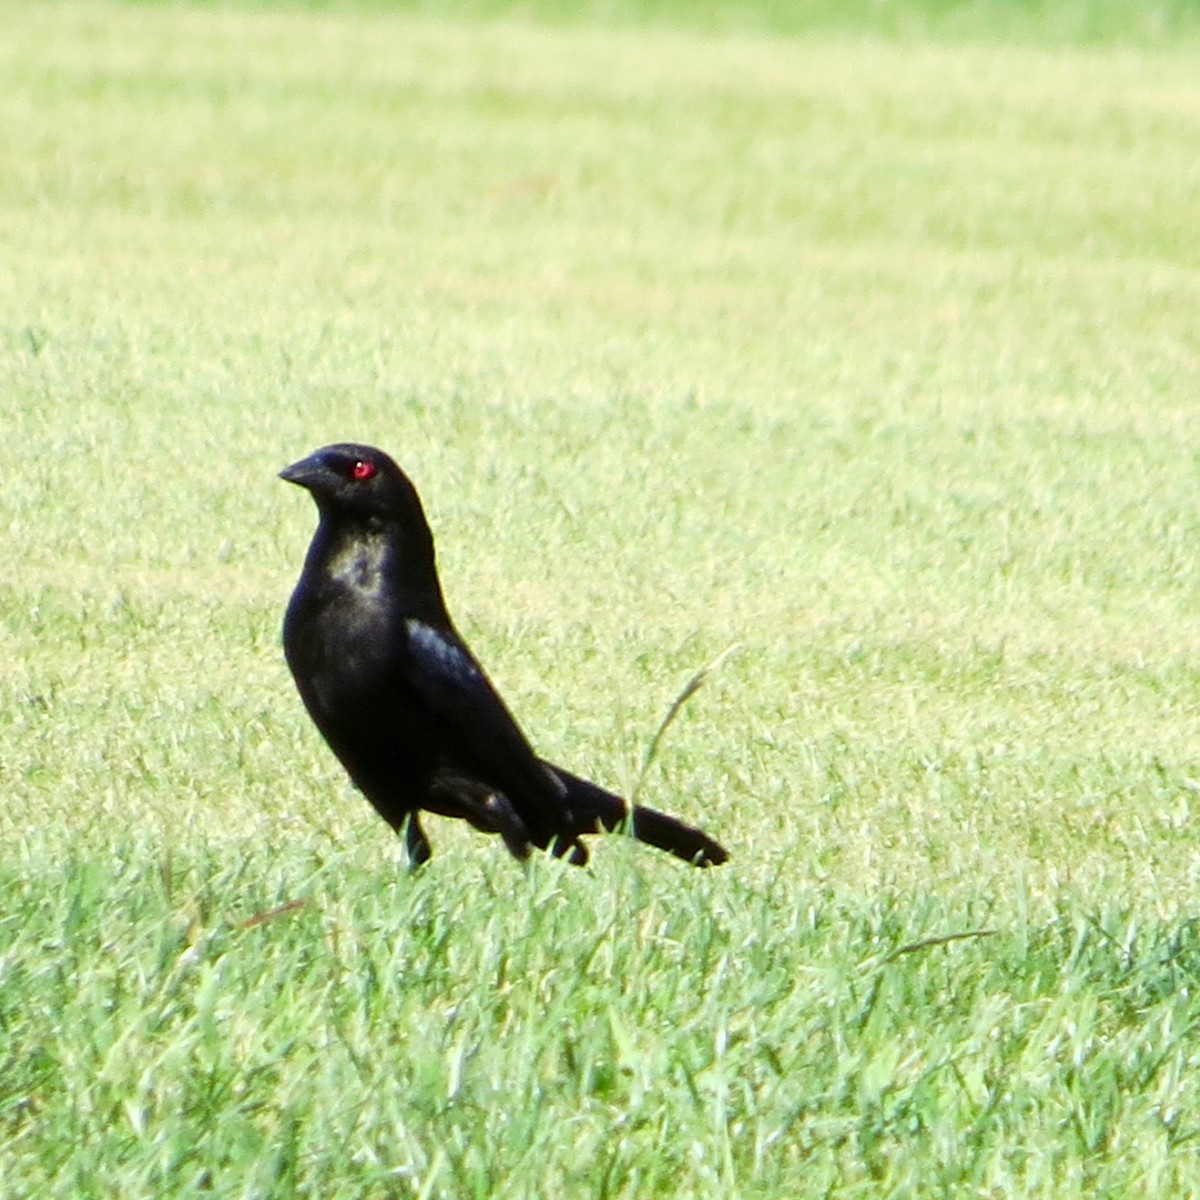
[4,1,1200,1194]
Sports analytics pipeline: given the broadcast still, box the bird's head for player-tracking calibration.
[279,443,425,524]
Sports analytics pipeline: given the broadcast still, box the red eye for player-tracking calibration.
[351,460,376,481]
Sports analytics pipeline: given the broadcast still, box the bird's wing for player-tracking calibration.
[399,618,570,832]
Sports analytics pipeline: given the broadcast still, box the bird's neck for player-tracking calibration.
[310,515,449,624]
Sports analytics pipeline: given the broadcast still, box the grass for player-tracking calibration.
[127,0,1200,44]
[8,857,1200,1197]
[3,0,1200,1194]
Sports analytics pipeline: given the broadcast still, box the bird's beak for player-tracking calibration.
[279,456,318,488]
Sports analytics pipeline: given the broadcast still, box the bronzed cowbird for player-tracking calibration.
[280,443,728,869]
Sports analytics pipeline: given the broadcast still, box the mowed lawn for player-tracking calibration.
[3,2,1200,1195]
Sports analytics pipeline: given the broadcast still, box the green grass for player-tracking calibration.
[8,853,1200,1197]
[128,0,1200,45]
[4,1,1200,1194]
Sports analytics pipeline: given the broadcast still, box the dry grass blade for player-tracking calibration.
[632,642,740,803]
[878,928,998,967]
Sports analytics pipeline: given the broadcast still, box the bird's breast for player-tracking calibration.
[284,577,403,725]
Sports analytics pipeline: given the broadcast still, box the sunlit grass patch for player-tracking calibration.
[3,2,1200,1194]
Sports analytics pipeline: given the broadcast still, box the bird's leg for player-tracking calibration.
[548,835,589,866]
[428,773,532,861]
[402,813,432,869]
[480,791,534,862]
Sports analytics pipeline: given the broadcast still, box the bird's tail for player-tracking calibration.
[547,763,729,868]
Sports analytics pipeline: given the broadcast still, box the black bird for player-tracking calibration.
[279,443,729,869]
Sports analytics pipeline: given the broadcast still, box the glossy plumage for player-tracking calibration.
[280,442,728,869]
